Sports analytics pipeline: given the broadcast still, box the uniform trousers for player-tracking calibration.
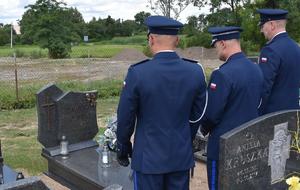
[134,170,190,190]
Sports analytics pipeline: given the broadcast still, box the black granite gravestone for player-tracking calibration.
[219,110,300,190]
[36,84,99,156]
[37,84,133,189]
[0,141,48,190]
[44,147,133,190]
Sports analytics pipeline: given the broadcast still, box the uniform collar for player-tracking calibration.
[267,31,287,44]
[153,51,180,60]
[224,52,245,64]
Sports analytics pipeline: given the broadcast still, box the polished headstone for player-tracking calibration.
[36,84,98,148]
[37,84,64,148]
[219,110,300,190]
[43,146,133,190]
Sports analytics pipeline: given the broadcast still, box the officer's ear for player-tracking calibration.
[175,36,180,46]
[219,40,226,49]
[269,21,277,31]
[148,34,155,46]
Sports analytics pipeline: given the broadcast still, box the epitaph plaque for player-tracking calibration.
[36,84,98,148]
[219,110,300,190]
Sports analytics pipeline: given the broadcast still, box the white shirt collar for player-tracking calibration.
[157,50,175,53]
[268,31,286,43]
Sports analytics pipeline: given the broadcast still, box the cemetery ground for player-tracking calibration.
[0,97,209,190]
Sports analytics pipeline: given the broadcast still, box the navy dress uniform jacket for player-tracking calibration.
[202,52,263,160]
[117,52,207,174]
[258,32,300,115]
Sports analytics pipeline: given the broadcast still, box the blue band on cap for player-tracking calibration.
[144,15,183,35]
[148,27,180,35]
[257,9,288,26]
[208,26,242,46]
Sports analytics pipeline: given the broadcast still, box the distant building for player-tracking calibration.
[13,24,21,35]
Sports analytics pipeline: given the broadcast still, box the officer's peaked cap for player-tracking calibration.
[257,9,288,26]
[208,26,243,47]
[144,16,183,35]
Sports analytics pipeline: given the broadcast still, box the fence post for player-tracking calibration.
[14,52,19,102]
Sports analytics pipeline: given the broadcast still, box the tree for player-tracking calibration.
[147,0,196,19]
[134,11,151,25]
[134,11,151,32]
[64,7,86,43]
[20,0,82,58]
[0,28,10,46]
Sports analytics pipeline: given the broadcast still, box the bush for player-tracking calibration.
[15,49,25,58]
[185,32,211,48]
[240,40,260,55]
[30,50,46,59]
[48,41,71,59]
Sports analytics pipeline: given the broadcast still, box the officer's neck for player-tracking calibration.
[269,29,286,41]
[152,46,176,55]
[224,47,242,62]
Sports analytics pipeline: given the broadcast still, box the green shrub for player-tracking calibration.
[185,32,211,48]
[29,50,46,59]
[15,49,25,58]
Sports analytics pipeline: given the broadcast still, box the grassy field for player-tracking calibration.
[0,44,144,58]
[0,97,119,176]
[0,80,123,110]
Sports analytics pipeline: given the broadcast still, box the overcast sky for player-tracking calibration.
[0,0,208,25]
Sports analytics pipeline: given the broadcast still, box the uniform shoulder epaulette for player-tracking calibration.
[182,58,198,63]
[131,59,150,67]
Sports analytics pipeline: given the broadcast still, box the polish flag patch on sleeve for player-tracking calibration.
[210,83,217,90]
[261,57,268,63]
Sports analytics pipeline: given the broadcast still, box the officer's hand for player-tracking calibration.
[117,154,130,167]
[116,141,132,167]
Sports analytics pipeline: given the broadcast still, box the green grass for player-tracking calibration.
[0,80,122,110]
[0,44,144,58]
[70,44,144,58]
[97,35,148,45]
[0,97,119,175]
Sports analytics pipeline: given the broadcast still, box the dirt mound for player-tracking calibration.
[176,47,218,60]
[111,48,148,62]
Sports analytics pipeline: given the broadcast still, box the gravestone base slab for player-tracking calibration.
[43,146,133,190]
[42,140,98,157]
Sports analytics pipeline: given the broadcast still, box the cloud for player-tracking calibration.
[0,0,207,24]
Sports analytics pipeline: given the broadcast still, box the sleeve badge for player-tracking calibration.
[261,57,268,63]
[210,83,217,90]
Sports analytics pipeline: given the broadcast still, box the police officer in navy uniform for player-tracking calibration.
[201,27,263,190]
[257,9,300,115]
[116,15,207,190]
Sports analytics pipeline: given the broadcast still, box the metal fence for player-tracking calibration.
[0,47,141,110]
[0,46,222,110]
